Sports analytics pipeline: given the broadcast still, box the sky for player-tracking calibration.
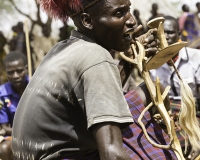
[1,0,200,39]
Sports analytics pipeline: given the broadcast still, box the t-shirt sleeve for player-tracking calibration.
[77,61,133,129]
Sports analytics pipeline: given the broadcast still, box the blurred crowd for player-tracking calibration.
[0,1,200,160]
[1,2,200,86]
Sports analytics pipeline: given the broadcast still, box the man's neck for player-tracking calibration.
[167,52,179,66]
[12,84,27,96]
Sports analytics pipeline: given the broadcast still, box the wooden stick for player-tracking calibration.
[24,20,32,78]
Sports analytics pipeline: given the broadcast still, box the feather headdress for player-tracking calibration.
[37,0,99,21]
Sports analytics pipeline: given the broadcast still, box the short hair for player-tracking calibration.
[164,15,180,31]
[3,51,27,67]
[196,2,200,7]
[182,4,189,12]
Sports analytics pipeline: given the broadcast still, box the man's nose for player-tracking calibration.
[165,32,169,39]
[126,14,137,27]
[13,71,19,78]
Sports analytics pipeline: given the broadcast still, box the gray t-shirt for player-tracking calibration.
[12,30,133,159]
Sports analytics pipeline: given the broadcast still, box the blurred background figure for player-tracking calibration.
[133,9,146,36]
[179,4,200,48]
[31,24,57,69]
[178,4,190,33]
[0,51,29,160]
[8,25,18,52]
[14,22,26,56]
[148,3,164,21]
[0,31,8,85]
[58,22,75,42]
[192,2,200,49]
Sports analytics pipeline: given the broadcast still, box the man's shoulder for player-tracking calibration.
[61,38,113,62]
[181,47,200,69]
[184,47,200,61]
[0,82,12,97]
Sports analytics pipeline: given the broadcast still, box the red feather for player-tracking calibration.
[37,0,82,21]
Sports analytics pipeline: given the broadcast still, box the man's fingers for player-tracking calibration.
[145,48,158,57]
[132,25,143,37]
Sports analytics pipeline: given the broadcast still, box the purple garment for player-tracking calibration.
[0,77,29,126]
[122,90,178,160]
[63,90,178,160]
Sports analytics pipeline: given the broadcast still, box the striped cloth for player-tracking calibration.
[122,90,178,160]
[63,90,178,159]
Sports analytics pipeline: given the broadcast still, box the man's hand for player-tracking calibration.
[135,28,159,57]
[0,128,6,136]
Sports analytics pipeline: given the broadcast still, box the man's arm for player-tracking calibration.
[91,122,131,160]
[1,123,12,136]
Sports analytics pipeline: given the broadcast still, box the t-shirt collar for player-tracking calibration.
[70,30,95,43]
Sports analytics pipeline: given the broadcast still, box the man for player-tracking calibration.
[0,51,28,160]
[148,3,164,22]
[11,0,175,159]
[0,31,7,85]
[150,15,200,159]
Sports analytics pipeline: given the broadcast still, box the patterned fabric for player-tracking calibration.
[64,90,178,160]
[122,90,178,160]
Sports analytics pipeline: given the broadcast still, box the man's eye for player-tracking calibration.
[7,71,14,75]
[168,31,175,34]
[17,69,24,74]
[116,11,124,17]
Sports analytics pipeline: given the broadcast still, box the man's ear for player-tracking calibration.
[80,13,93,29]
[25,65,28,72]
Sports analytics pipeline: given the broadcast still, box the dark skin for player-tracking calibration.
[72,0,160,159]
[164,18,200,160]
[0,58,27,160]
[0,58,27,136]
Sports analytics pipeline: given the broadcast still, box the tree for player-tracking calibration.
[0,0,52,37]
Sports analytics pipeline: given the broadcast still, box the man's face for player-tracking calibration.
[5,59,27,90]
[92,0,136,52]
[164,19,179,45]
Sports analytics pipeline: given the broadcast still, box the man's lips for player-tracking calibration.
[12,81,22,84]
[124,28,135,41]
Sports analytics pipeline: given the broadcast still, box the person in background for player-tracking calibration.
[148,3,164,22]
[0,31,7,85]
[150,15,200,159]
[191,2,200,49]
[179,4,200,47]
[59,22,75,42]
[0,51,28,160]
[15,22,27,56]
[133,9,146,36]
[178,4,190,33]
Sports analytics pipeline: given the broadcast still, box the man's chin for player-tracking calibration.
[12,83,23,88]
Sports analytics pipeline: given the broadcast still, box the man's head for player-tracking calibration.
[164,16,180,45]
[3,51,27,91]
[38,0,136,52]
[151,3,158,13]
[182,4,189,12]
[196,2,200,12]
[133,9,140,19]
[0,31,7,51]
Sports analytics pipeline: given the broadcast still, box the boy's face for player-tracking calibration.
[5,59,27,89]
